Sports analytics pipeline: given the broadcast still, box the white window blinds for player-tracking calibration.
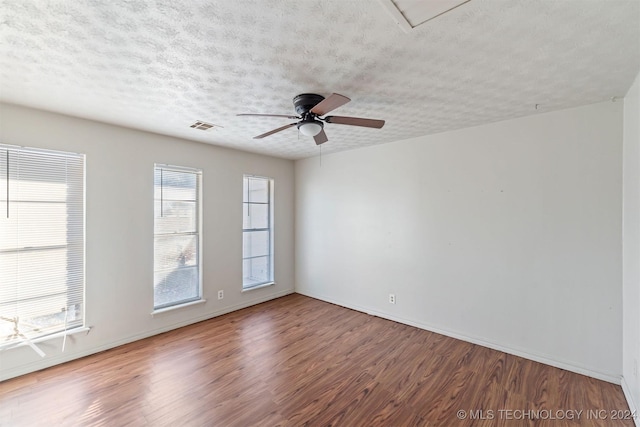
[0,144,85,348]
[154,165,202,309]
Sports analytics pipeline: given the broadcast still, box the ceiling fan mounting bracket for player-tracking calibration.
[293,93,325,116]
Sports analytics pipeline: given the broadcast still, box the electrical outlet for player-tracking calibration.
[389,294,396,304]
[218,290,224,300]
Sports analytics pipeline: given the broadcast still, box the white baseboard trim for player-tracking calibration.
[296,290,621,384]
[0,289,294,382]
[621,377,640,427]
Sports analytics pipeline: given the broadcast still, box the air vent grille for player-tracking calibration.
[190,121,218,131]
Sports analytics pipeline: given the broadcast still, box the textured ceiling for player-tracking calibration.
[1,0,639,160]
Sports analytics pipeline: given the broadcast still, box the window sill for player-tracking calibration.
[151,298,206,315]
[242,282,275,292]
[0,326,92,353]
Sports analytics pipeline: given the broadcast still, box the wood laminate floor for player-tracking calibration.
[0,294,634,426]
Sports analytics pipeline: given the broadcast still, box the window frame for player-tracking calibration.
[242,174,274,290]
[153,164,203,311]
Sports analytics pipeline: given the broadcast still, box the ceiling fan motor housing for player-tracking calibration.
[293,93,325,116]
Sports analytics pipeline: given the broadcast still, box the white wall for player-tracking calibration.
[296,101,623,381]
[0,103,295,381]
[623,71,640,419]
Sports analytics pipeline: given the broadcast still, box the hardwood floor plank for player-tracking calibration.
[0,294,633,426]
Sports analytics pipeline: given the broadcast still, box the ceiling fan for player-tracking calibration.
[238,93,385,145]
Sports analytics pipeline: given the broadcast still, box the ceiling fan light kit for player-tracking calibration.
[297,120,323,137]
[238,93,385,145]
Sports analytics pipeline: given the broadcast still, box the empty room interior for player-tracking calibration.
[1,0,640,425]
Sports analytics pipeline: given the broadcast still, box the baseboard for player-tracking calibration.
[0,289,294,382]
[621,377,640,427]
[296,290,621,384]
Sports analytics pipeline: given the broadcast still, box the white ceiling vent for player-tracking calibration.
[190,121,219,131]
[379,0,471,33]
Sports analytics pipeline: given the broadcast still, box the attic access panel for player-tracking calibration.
[379,0,471,32]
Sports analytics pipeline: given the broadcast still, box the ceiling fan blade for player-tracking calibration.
[238,113,300,119]
[324,116,385,128]
[310,93,351,116]
[314,129,328,145]
[254,123,297,139]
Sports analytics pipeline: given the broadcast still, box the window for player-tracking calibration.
[243,175,273,289]
[153,165,202,309]
[0,144,85,349]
